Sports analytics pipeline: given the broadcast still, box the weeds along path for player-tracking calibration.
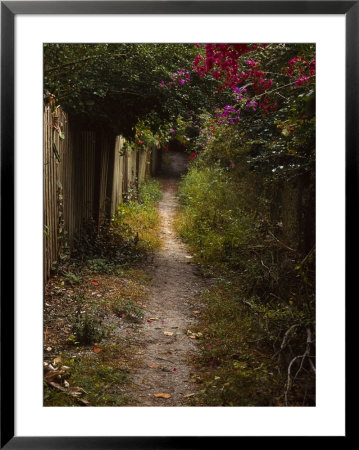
[130,152,204,405]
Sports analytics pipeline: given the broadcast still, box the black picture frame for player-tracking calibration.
[1,1,352,447]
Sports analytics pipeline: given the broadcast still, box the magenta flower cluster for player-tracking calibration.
[159,69,190,89]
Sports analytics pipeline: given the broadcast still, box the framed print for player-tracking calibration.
[1,1,352,447]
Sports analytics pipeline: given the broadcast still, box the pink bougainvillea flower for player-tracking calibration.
[206,344,212,349]
[188,152,197,162]
[173,368,177,371]
[161,319,165,324]
[147,320,152,323]
[210,358,217,367]
[164,146,169,152]
[295,75,309,86]
[170,129,175,133]
[125,329,130,334]
[231,163,236,169]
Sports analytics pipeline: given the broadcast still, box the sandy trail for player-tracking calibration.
[130,152,204,406]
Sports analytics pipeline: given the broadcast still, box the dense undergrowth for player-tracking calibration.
[176,163,315,406]
[44,179,162,406]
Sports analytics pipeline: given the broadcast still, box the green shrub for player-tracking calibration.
[71,314,107,345]
[114,179,162,251]
[177,163,315,406]
[138,178,162,205]
[176,165,258,266]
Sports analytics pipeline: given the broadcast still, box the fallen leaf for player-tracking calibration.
[91,280,99,286]
[148,364,159,369]
[189,335,196,339]
[193,310,200,314]
[184,393,195,398]
[47,381,66,392]
[69,386,88,396]
[45,370,62,382]
[46,347,52,352]
[93,346,102,353]
[53,357,62,365]
[164,331,174,336]
[154,393,171,399]
[149,317,158,320]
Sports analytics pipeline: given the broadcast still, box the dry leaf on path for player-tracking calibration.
[53,357,62,365]
[163,331,174,336]
[154,393,171,399]
[91,280,99,286]
[93,346,102,353]
[184,393,195,398]
[147,364,159,369]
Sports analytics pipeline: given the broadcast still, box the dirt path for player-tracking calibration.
[130,152,204,406]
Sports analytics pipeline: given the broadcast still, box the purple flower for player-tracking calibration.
[170,129,175,134]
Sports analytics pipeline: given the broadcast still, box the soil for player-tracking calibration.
[129,151,205,406]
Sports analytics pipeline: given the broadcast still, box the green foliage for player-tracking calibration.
[71,179,161,266]
[114,179,162,251]
[86,258,124,275]
[191,279,314,406]
[176,165,258,266]
[138,178,162,205]
[44,43,223,137]
[44,350,130,406]
[71,313,107,345]
[177,163,315,406]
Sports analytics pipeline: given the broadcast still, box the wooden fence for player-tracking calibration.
[43,105,160,283]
